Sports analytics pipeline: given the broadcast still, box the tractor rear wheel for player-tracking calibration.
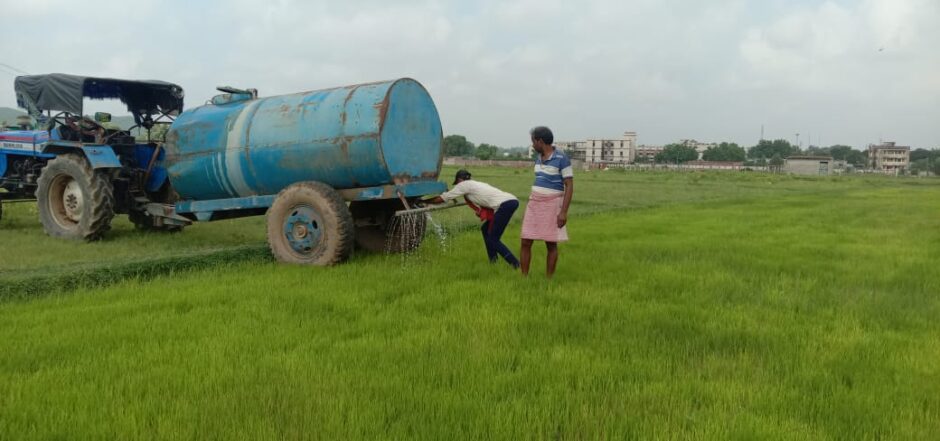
[266,181,354,265]
[349,199,426,253]
[36,153,114,240]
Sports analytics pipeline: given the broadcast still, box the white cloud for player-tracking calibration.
[0,0,937,148]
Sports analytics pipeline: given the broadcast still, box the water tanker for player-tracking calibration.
[162,78,447,264]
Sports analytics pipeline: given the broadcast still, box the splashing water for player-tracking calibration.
[383,212,450,267]
[384,213,421,269]
[425,213,448,251]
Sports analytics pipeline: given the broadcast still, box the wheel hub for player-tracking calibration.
[62,180,84,222]
[283,206,322,254]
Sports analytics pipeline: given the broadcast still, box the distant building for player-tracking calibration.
[554,141,587,160]
[679,139,717,160]
[635,145,664,162]
[832,159,850,173]
[868,142,910,173]
[785,156,833,175]
[553,131,637,165]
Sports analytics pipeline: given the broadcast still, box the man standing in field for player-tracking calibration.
[520,126,573,278]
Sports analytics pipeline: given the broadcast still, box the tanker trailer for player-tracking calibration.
[163,78,446,265]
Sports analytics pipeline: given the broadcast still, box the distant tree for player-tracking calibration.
[912,149,926,162]
[443,134,476,157]
[845,150,868,168]
[748,139,799,160]
[769,153,784,173]
[910,148,935,162]
[474,143,500,160]
[804,146,831,156]
[911,149,940,175]
[134,124,169,142]
[910,158,930,174]
[701,142,746,162]
[655,143,699,164]
[828,145,855,160]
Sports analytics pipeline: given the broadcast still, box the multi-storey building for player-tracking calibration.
[868,142,910,173]
[553,132,637,164]
[635,145,664,162]
[679,139,717,160]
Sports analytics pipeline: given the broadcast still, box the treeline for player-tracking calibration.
[650,139,940,172]
[909,149,940,174]
[651,139,872,165]
[443,135,529,160]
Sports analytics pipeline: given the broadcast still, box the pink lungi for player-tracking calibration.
[521,191,568,242]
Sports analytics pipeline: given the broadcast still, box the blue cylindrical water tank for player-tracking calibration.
[164,78,443,201]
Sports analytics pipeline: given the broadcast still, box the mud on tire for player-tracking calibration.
[35,153,115,240]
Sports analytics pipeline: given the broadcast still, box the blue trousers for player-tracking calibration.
[481,199,520,267]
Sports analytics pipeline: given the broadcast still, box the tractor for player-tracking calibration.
[0,73,187,237]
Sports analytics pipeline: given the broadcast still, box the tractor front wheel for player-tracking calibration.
[35,154,115,240]
[266,181,354,265]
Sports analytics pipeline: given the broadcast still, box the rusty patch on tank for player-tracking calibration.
[374,102,389,129]
[391,174,413,185]
[343,85,360,106]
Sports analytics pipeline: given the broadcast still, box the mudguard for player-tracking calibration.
[78,146,122,169]
[42,143,122,169]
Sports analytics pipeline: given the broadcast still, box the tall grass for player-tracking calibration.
[1,171,939,439]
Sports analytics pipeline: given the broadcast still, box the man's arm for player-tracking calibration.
[422,195,446,205]
[420,181,470,205]
[557,177,573,228]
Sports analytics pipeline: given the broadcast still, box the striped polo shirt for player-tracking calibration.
[532,148,573,194]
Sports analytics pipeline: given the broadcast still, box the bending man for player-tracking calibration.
[423,169,521,268]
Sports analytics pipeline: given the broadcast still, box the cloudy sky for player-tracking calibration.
[1,0,937,149]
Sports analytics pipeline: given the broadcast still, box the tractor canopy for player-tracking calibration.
[14,73,184,125]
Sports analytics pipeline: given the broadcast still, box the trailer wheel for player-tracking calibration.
[266,181,354,265]
[36,153,114,240]
[349,199,426,253]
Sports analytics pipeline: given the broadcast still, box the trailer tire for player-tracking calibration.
[36,153,114,240]
[266,181,354,265]
[349,200,426,253]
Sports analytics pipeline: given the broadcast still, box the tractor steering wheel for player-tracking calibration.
[79,116,103,132]
[66,115,106,143]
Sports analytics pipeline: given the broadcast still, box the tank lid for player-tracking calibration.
[210,92,254,106]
